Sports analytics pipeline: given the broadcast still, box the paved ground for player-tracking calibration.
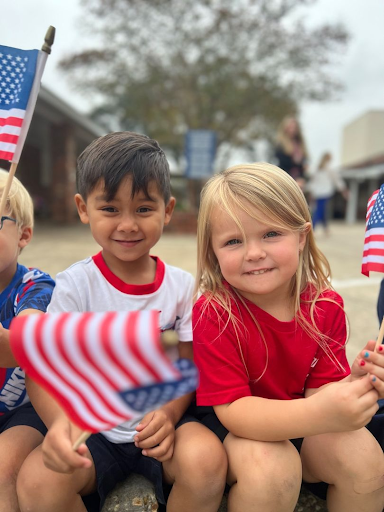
[19,219,382,364]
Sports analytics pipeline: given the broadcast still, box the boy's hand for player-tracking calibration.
[42,417,92,473]
[134,409,175,462]
[312,376,379,432]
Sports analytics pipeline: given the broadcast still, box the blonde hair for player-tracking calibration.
[276,116,308,157]
[0,169,34,230]
[318,152,332,170]
[195,163,345,376]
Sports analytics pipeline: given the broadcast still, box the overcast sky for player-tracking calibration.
[2,0,384,168]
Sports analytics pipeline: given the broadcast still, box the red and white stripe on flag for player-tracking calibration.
[10,311,182,432]
[0,109,24,161]
[362,187,384,276]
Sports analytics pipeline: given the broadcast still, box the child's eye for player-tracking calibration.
[100,206,117,213]
[137,207,152,213]
[264,231,280,238]
[225,239,241,246]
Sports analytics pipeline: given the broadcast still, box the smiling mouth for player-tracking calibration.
[114,239,142,244]
[246,269,272,275]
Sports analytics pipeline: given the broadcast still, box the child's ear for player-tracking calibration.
[164,196,176,226]
[74,194,89,224]
[18,226,32,250]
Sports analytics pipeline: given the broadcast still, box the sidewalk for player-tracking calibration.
[19,220,381,363]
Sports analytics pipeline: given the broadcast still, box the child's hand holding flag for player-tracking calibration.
[9,310,198,448]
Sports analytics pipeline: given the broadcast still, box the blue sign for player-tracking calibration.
[185,129,217,179]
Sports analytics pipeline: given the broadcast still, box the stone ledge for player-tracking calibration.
[101,474,328,512]
[102,474,158,511]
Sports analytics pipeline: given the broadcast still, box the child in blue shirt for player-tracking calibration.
[0,169,54,511]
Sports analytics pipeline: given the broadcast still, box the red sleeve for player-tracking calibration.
[306,291,350,389]
[192,297,252,406]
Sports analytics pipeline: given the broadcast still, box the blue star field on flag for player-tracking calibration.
[0,46,38,110]
[367,185,384,230]
[120,358,198,412]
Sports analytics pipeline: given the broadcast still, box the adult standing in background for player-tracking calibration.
[275,116,309,190]
[307,152,349,235]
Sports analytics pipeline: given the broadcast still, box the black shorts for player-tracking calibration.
[83,413,199,512]
[0,401,47,436]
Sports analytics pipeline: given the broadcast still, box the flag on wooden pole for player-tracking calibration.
[0,27,55,220]
[0,27,54,163]
[10,311,198,433]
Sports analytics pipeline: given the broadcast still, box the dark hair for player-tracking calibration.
[76,132,171,203]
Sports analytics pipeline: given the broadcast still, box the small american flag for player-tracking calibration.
[0,45,42,162]
[10,311,198,433]
[362,185,384,276]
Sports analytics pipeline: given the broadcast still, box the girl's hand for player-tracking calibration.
[350,340,378,380]
[312,376,379,432]
[352,340,384,398]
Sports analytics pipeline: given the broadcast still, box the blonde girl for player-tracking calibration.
[193,163,384,512]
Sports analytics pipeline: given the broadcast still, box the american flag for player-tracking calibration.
[0,45,39,162]
[362,185,384,276]
[10,311,198,433]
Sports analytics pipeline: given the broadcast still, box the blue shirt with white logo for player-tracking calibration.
[0,264,54,414]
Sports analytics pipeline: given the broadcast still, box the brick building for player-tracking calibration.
[0,86,105,223]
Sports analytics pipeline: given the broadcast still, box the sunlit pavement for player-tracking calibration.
[20,220,380,364]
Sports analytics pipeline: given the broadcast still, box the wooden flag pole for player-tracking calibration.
[41,26,55,55]
[73,431,92,451]
[0,162,17,219]
[375,317,384,351]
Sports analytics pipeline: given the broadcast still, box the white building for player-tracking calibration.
[340,110,384,223]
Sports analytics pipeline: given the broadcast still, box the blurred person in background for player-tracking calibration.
[275,116,309,190]
[307,152,349,235]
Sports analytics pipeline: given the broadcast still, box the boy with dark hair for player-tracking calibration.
[0,169,55,511]
[17,132,227,512]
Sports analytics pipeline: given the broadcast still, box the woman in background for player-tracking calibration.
[308,152,349,235]
[275,116,308,190]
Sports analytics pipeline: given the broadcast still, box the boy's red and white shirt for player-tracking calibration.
[46,253,194,443]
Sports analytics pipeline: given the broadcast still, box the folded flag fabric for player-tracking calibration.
[362,184,384,277]
[10,311,198,432]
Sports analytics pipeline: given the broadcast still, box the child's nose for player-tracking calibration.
[117,215,138,232]
[245,241,266,261]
